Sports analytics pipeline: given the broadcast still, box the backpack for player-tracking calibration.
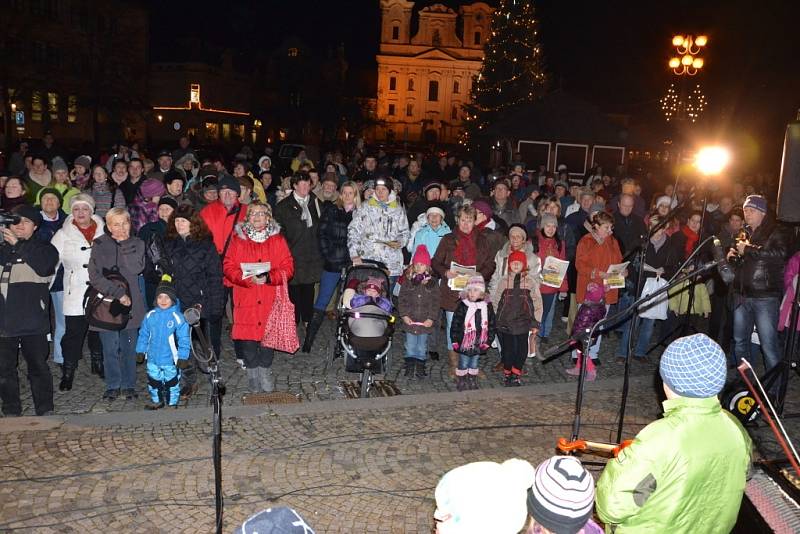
[83,266,131,330]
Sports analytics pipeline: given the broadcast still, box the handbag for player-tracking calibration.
[639,275,668,320]
[261,270,300,353]
[84,267,131,330]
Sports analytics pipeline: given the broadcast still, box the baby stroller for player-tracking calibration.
[335,260,396,397]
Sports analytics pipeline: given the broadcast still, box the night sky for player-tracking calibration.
[147,0,799,170]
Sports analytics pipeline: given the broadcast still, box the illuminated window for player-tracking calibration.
[67,95,77,123]
[222,123,231,140]
[233,124,245,139]
[190,83,200,105]
[428,80,438,102]
[47,92,59,121]
[205,122,219,140]
[388,104,395,116]
[389,77,396,91]
[287,47,298,57]
[392,26,399,40]
[31,91,43,122]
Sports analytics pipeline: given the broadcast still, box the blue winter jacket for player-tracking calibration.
[135,303,191,366]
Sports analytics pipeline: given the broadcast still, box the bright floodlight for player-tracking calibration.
[696,147,731,175]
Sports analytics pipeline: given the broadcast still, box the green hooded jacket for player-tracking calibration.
[596,396,751,533]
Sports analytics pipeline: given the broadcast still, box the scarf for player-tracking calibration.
[681,225,699,258]
[295,193,312,228]
[454,229,477,267]
[73,219,97,244]
[650,233,667,252]
[461,299,489,351]
[242,222,270,243]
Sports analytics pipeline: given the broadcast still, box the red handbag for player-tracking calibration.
[261,271,300,354]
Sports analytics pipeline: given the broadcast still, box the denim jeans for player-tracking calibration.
[99,328,139,391]
[612,292,634,333]
[458,353,479,370]
[618,316,658,357]
[733,297,782,372]
[445,311,454,347]
[540,293,557,338]
[50,291,65,364]
[405,333,429,360]
[314,270,341,311]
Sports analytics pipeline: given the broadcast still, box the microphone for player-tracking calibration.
[711,237,735,284]
[184,305,201,326]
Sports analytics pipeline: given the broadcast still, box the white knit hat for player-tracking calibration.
[434,459,535,534]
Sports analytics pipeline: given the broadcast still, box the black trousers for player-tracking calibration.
[238,340,274,368]
[61,315,102,369]
[708,290,733,355]
[0,334,54,416]
[499,332,528,373]
[288,283,316,324]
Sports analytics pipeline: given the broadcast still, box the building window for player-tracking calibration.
[453,81,460,94]
[428,80,439,102]
[205,122,219,140]
[190,83,201,105]
[406,103,413,117]
[392,25,399,40]
[432,29,441,46]
[451,105,459,120]
[67,95,77,123]
[47,92,59,121]
[408,78,414,91]
[287,47,298,57]
[222,123,231,140]
[474,31,482,45]
[389,77,396,91]
[388,104,396,116]
[233,124,245,139]
[31,91,43,122]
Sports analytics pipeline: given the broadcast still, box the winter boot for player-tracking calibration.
[467,373,479,390]
[415,360,427,378]
[90,349,104,378]
[448,350,458,378]
[455,375,467,392]
[565,355,596,381]
[403,358,415,377]
[246,368,261,392]
[59,365,76,392]
[302,310,326,353]
[259,367,275,393]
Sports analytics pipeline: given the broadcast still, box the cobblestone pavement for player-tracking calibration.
[2,363,798,532]
[0,376,665,533]
[12,302,673,415]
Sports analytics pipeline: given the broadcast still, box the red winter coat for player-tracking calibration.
[223,222,294,341]
[201,200,248,288]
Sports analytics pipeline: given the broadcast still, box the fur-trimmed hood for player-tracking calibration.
[233,219,282,240]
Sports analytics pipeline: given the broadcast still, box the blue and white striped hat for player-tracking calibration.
[660,334,727,398]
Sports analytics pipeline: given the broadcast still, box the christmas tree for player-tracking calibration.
[462,0,547,150]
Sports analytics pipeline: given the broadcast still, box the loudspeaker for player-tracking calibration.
[777,121,800,222]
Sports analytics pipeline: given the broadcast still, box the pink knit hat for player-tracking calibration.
[412,244,432,266]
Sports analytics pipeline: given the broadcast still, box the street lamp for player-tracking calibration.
[669,34,707,76]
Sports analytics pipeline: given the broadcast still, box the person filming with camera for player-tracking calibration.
[0,205,59,416]
[725,195,789,388]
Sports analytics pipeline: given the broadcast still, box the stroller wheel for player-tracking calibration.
[360,369,372,398]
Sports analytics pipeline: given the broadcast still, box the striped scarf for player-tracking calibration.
[461,299,488,351]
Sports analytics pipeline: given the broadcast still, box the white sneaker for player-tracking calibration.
[237,359,246,370]
[560,317,568,323]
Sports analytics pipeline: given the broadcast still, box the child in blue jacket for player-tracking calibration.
[135,278,191,409]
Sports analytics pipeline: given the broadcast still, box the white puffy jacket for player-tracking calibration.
[50,214,105,316]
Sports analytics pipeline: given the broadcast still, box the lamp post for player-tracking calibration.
[661,34,708,124]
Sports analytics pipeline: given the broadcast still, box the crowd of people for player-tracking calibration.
[1,133,791,533]
[0,133,796,416]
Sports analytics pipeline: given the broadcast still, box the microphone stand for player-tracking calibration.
[541,260,722,444]
[187,317,225,534]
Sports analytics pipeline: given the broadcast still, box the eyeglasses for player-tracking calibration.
[249,211,269,218]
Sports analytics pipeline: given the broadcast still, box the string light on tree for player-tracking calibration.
[461,0,547,149]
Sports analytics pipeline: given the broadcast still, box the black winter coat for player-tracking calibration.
[162,236,225,319]
[318,203,353,272]
[0,238,58,336]
[450,299,496,356]
[732,219,790,298]
[273,193,324,285]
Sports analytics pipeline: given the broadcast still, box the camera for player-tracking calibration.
[0,211,21,226]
